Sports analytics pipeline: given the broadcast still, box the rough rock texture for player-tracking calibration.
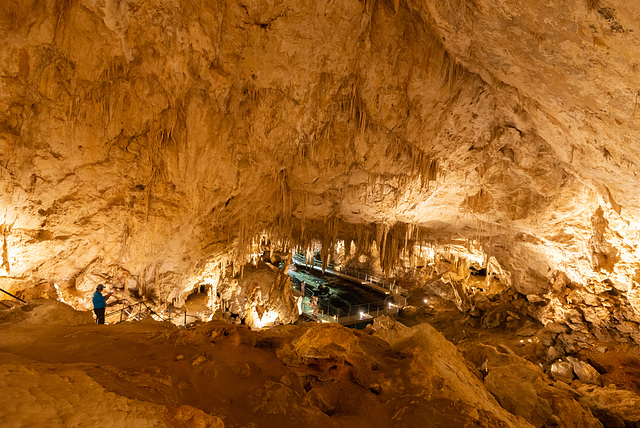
[1,0,640,324]
[0,301,531,427]
[0,360,223,428]
[577,385,640,428]
[461,341,603,428]
[567,356,602,386]
[219,260,299,328]
[0,298,93,325]
[551,360,575,382]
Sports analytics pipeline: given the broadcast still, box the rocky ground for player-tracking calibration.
[1,298,640,427]
[398,290,640,428]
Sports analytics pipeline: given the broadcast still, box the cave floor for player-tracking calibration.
[3,297,640,427]
[400,293,640,398]
[0,300,521,428]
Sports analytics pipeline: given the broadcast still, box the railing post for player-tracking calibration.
[184,311,187,328]
[120,304,123,322]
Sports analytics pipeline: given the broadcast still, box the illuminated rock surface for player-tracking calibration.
[1,0,640,312]
[2,0,640,425]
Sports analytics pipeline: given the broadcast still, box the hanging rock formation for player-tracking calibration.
[0,0,639,327]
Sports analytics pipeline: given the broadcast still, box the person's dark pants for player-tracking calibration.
[94,307,105,324]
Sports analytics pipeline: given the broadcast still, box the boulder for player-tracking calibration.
[527,294,546,303]
[550,361,574,382]
[567,357,601,386]
[400,305,419,318]
[578,385,640,427]
[547,345,562,361]
[545,322,569,334]
[280,320,531,427]
[386,323,531,427]
[0,299,94,326]
[461,343,603,428]
[484,365,554,427]
[371,315,409,344]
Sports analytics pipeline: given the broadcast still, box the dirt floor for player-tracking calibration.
[0,299,530,428]
[3,295,640,427]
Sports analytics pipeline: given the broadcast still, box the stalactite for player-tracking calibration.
[380,224,388,271]
[403,225,409,259]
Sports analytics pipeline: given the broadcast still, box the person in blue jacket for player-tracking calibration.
[92,284,113,324]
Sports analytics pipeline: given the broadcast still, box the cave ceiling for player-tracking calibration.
[0,0,639,302]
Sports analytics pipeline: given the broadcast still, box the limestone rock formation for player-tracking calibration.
[0,298,93,325]
[218,258,299,328]
[567,356,602,386]
[551,360,575,382]
[0,0,638,324]
[4,1,640,425]
[578,385,640,428]
[461,341,603,428]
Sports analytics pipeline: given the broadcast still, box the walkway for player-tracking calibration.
[105,301,198,327]
[292,255,397,295]
[295,294,405,325]
[291,255,407,325]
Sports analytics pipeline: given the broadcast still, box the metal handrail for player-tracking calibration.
[299,293,407,324]
[337,266,395,290]
[0,288,26,304]
[105,300,193,327]
[293,253,397,291]
[298,286,314,297]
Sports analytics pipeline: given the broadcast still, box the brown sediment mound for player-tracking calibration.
[0,299,93,326]
[0,301,531,427]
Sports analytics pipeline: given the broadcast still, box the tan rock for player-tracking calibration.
[166,405,224,428]
[547,345,562,361]
[578,386,640,428]
[462,343,603,428]
[550,361,574,382]
[279,321,529,426]
[0,0,637,332]
[567,356,602,386]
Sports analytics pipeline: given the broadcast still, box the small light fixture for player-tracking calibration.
[423,298,428,304]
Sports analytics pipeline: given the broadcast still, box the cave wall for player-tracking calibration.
[0,0,639,310]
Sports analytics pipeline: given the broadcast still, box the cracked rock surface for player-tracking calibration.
[1,1,640,326]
